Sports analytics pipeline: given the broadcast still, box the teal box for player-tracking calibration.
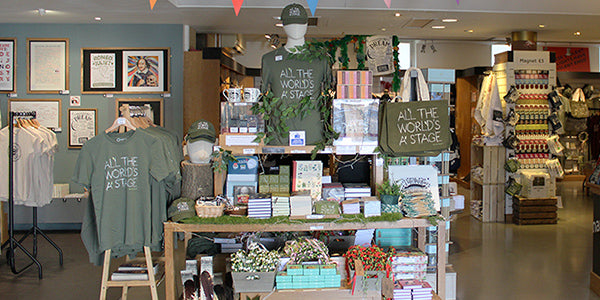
[277,282,294,289]
[376,228,412,238]
[292,275,308,283]
[375,228,413,247]
[302,265,320,276]
[319,264,337,275]
[376,236,412,247]
[287,264,303,276]
[276,272,293,283]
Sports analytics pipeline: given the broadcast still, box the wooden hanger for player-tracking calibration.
[105,117,136,133]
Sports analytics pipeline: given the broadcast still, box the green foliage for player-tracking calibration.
[392,35,401,93]
[427,215,445,226]
[179,213,404,225]
[211,148,237,173]
[376,180,402,196]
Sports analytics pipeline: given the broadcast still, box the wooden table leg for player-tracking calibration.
[164,223,175,300]
[436,222,446,300]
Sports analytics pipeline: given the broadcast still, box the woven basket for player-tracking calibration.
[195,203,224,218]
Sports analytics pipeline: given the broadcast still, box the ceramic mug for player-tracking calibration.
[243,88,262,102]
[223,88,242,102]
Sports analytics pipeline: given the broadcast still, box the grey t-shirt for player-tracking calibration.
[261,47,332,145]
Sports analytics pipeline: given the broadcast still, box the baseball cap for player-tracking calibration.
[281,3,308,25]
[185,119,216,144]
[168,198,196,222]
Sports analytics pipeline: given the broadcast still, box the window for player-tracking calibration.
[398,42,411,70]
[491,44,511,65]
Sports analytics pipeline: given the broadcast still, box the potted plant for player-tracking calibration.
[377,180,402,205]
[230,242,280,293]
[343,245,392,292]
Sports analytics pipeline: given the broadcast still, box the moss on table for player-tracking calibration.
[179,212,405,225]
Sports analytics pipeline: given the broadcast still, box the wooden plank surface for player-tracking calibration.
[513,196,557,206]
[514,218,557,225]
[591,272,600,297]
[512,205,558,212]
[513,211,557,219]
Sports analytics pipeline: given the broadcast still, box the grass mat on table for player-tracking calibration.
[179,212,404,225]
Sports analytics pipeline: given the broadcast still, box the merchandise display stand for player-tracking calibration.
[163,219,447,300]
[99,246,164,300]
[470,144,506,222]
[586,182,600,296]
[1,111,63,279]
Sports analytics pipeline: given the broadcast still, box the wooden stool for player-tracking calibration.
[99,246,163,300]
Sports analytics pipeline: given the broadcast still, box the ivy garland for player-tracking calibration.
[392,35,401,93]
[356,36,367,70]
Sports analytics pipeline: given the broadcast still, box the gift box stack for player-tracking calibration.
[336,70,373,99]
[393,280,433,300]
[290,191,312,216]
[276,264,341,289]
[391,248,428,281]
[247,193,272,218]
[272,195,290,217]
[259,165,291,195]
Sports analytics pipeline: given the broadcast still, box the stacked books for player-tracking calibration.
[290,191,312,216]
[247,194,272,218]
[343,183,371,199]
[393,280,433,300]
[322,182,345,202]
[110,262,161,281]
[391,248,428,280]
[342,198,360,214]
[272,195,290,216]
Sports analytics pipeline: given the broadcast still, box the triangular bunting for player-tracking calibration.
[149,0,157,10]
[307,0,318,16]
[384,0,391,8]
[232,0,244,16]
[456,0,459,4]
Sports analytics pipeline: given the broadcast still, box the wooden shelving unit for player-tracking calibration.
[470,144,506,222]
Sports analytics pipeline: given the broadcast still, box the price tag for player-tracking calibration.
[306,215,324,219]
[359,145,376,154]
[354,259,365,276]
[309,226,324,230]
[336,145,356,155]
[291,150,306,154]
[117,118,126,125]
[321,147,333,154]
[243,148,256,155]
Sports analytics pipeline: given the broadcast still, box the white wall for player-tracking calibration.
[233,39,273,69]
[415,41,492,69]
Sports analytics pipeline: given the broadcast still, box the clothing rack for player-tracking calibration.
[0,111,63,279]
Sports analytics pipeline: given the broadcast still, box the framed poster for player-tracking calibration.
[0,38,16,92]
[115,98,164,126]
[81,48,169,94]
[27,38,69,93]
[8,98,61,129]
[68,108,97,148]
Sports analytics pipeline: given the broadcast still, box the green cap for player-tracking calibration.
[185,119,216,144]
[168,198,196,222]
[281,3,308,25]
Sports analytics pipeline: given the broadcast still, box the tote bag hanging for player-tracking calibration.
[568,88,590,119]
[378,68,451,157]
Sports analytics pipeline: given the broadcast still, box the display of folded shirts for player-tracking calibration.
[337,70,373,85]
[336,84,372,99]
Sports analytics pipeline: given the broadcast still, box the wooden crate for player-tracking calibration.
[481,184,504,222]
[512,196,558,225]
[483,146,506,184]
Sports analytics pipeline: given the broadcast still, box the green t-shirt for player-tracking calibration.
[72,130,170,264]
[261,47,332,145]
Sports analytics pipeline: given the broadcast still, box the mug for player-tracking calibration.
[243,88,262,102]
[223,88,242,102]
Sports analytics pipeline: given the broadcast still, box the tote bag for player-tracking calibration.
[378,68,451,157]
[568,88,590,119]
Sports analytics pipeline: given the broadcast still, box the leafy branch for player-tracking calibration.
[211,148,237,173]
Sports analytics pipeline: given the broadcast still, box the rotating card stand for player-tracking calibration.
[0,111,63,279]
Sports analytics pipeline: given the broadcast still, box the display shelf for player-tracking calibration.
[163,218,447,300]
[239,289,442,300]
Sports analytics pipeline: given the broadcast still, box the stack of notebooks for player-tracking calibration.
[341,198,360,214]
[391,248,428,280]
[272,195,290,216]
[322,182,345,202]
[343,183,371,198]
[247,194,272,218]
[110,261,162,281]
[393,280,433,300]
[290,191,312,216]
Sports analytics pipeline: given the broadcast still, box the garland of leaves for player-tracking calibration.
[392,35,400,93]
[356,36,366,70]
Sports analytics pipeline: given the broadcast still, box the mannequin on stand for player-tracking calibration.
[182,120,216,198]
[185,119,216,164]
[261,3,332,145]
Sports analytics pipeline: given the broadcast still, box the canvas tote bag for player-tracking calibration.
[378,68,451,157]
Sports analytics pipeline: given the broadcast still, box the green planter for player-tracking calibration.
[380,195,399,205]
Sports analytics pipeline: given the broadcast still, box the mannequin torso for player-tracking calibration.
[186,140,213,164]
[283,23,308,52]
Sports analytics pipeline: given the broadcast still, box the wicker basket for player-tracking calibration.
[195,203,224,218]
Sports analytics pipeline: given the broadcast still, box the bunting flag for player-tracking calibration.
[307,0,318,16]
[456,0,459,4]
[149,0,157,10]
[232,0,244,16]
[384,0,391,8]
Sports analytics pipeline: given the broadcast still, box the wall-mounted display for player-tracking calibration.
[115,98,164,126]
[81,48,170,94]
[9,98,61,129]
[0,38,16,92]
[68,108,97,148]
[27,38,69,93]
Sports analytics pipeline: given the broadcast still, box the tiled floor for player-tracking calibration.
[0,181,598,299]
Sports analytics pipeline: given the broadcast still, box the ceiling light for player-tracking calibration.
[94,17,102,21]
[395,12,401,17]
[442,18,457,23]
[275,23,283,27]
[574,31,581,36]
[465,29,474,33]
[538,24,545,28]
[264,34,271,39]
[432,25,445,29]
[37,8,46,16]
[381,28,387,31]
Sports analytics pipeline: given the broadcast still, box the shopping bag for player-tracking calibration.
[568,88,590,119]
[378,68,451,157]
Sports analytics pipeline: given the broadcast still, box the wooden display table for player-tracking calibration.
[163,218,446,300]
[586,183,600,296]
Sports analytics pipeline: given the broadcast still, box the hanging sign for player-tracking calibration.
[232,0,244,16]
[149,0,157,10]
[544,47,590,72]
[384,0,391,8]
[307,0,318,16]
[366,35,394,76]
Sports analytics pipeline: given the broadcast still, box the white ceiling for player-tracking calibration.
[4,0,600,44]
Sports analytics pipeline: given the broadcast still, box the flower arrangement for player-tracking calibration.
[230,242,280,272]
[283,238,331,264]
[344,245,392,273]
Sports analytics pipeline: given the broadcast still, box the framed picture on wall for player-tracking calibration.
[27,38,69,93]
[0,38,16,92]
[8,98,62,129]
[81,48,169,94]
[115,98,164,126]
[68,108,97,148]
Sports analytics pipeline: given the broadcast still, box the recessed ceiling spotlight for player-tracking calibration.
[395,12,401,17]
[574,31,581,36]
[442,18,457,23]
[432,25,446,29]
[538,24,545,28]
[37,8,46,16]
[275,23,283,27]
[381,28,387,31]
[465,29,474,33]
[94,17,102,21]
